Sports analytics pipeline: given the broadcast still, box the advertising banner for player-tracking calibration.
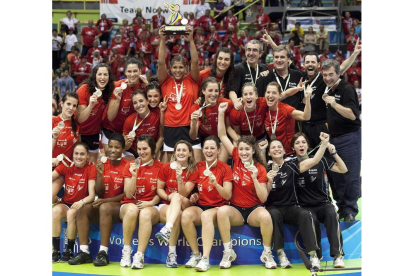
[287,16,337,32]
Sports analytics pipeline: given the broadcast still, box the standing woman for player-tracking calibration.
[52,142,96,263]
[76,63,115,163]
[304,27,317,53]
[157,25,202,162]
[265,133,329,270]
[119,135,163,269]
[101,58,148,159]
[67,133,128,266]
[189,77,235,163]
[181,136,233,271]
[293,133,348,268]
[216,102,276,270]
[155,140,199,268]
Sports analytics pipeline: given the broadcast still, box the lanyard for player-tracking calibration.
[206,159,217,171]
[243,106,256,136]
[173,79,184,104]
[268,108,279,137]
[218,77,224,92]
[132,111,150,132]
[247,63,259,86]
[274,71,291,92]
[324,78,341,95]
[57,154,74,167]
[304,72,320,93]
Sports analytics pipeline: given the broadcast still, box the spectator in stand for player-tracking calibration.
[55,61,69,78]
[221,25,238,53]
[53,29,64,71]
[233,0,246,21]
[342,12,356,37]
[96,14,113,44]
[86,40,100,59]
[80,20,101,56]
[57,69,76,101]
[59,29,67,62]
[152,7,166,30]
[255,7,271,31]
[132,8,146,25]
[120,19,132,38]
[296,47,306,70]
[287,38,300,62]
[90,50,103,70]
[319,48,331,64]
[206,25,221,59]
[110,34,128,56]
[223,10,239,31]
[68,47,81,76]
[100,41,110,59]
[317,24,329,52]
[346,28,358,58]
[269,23,281,46]
[133,17,144,37]
[140,24,151,41]
[214,0,227,23]
[125,30,139,56]
[353,19,361,38]
[290,22,304,40]
[346,60,361,85]
[150,29,161,48]
[238,29,253,58]
[334,50,344,64]
[290,30,303,47]
[195,0,211,19]
[187,12,198,30]
[65,28,78,58]
[199,9,216,34]
[114,55,126,81]
[304,26,317,53]
[74,56,92,86]
[60,10,79,34]
[136,33,153,66]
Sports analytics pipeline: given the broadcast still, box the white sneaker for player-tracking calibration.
[260,250,277,269]
[219,249,237,269]
[277,250,292,268]
[310,253,320,270]
[185,252,201,268]
[120,247,132,267]
[333,255,345,268]
[195,256,210,272]
[166,252,178,268]
[131,252,144,269]
[155,226,171,243]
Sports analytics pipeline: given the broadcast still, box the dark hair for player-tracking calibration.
[82,63,114,104]
[199,77,219,124]
[108,132,126,149]
[137,134,156,157]
[53,29,57,32]
[131,89,147,100]
[237,136,266,166]
[303,52,320,63]
[146,81,161,95]
[125,57,143,70]
[211,47,235,98]
[290,132,311,150]
[268,138,285,159]
[265,81,281,94]
[170,56,187,67]
[203,136,220,149]
[62,92,79,136]
[73,141,89,152]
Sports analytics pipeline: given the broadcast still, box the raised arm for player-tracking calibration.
[189,109,201,140]
[187,25,199,82]
[299,132,329,173]
[157,25,168,83]
[218,102,235,154]
[291,85,312,121]
[327,143,348,173]
[340,37,361,75]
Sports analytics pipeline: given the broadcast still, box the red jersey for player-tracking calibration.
[124,37,139,50]
[223,16,238,30]
[346,67,361,85]
[151,14,166,29]
[86,47,101,58]
[342,17,356,35]
[100,158,129,199]
[122,160,163,204]
[196,160,233,207]
[74,63,91,84]
[119,26,132,37]
[194,34,207,45]
[161,73,199,127]
[81,27,101,47]
[52,116,78,159]
[188,18,198,29]
[206,32,221,53]
[100,47,110,58]
[230,147,267,208]
[264,102,296,155]
[189,98,233,137]
[70,55,81,72]
[132,17,147,25]
[158,163,199,204]
[346,34,358,52]
[122,110,160,153]
[229,97,267,138]
[109,41,128,55]
[255,14,270,30]
[198,15,216,32]
[222,33,238,52]
[76,84,107,135]
[96,19,113,34]
[55,162,97,205]
[115,63,125,81]
[238,35,253,55]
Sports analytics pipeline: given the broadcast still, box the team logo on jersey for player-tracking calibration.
[279,172,287,178]
[121,106,130,115]
[77,185,84,191]
[114,184,121,190]
[281,179,287,186]
[104,183,109,191]
[334,94,341,101]
[208,186,213,192]
[66,185,75,195]
[198,183,203,192]
[151,185,156,191]
[233,172,240,182]
[57,139,67,147]
[242,181,248,186]
[137,186,145,194]
[310,176,317,182]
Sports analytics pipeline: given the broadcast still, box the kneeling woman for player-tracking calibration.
[52,142,96,263]
[217,102,276,269]
[293,133,348,268]
[265,132,329,270]
[181,136,233,271]
[119,135,163,269]
[68,133,128,266]
[155,140,199,268]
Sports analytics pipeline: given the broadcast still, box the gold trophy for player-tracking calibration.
[163,2,188,35]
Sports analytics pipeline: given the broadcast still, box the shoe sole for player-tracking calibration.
[334,264,345,268]
[280,264,292,269]
[68,259,93,265]
[155,233,170,243]
[260,256,277,269]
[195,267,209,272]
[219,266,231,269]
[166,265,178,268]
[93,261,109,267]
[131,265,144,269]
[120,263,131,267]
[185,265,196,268]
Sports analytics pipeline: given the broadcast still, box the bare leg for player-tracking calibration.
[88,152,99,163]
[201,208,218,258]
[137,207,159,253]
[193,148,203,163]
[52,178,64,203]
[99,202,121,247]
[76,204,95,245]
[217,206,244,243]
[66,208,78,240]
[120,203,140,246]
[247,208,273,247]
[52,204,69,237]
[181,206,202,253]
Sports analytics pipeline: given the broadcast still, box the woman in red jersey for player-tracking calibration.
[216,102,276,270]
[101,57,148,159]
[264,82,311,156]
[146,80,163,114]
[52,142,96,263]
[181,136,233,271]
[155,140,199,268]
[157,25,202,162]
[119,135,163,269]
[76,63,115,163]
[67,133,128,266]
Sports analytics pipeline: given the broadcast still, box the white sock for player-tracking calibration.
[99,245,108,253]
[264,246,271,253]
[277,249,284,254]
[124,245,131,252]
[169,246,176,254]
[309,251,316,257]
[223,242,232,252]
[165,223,173,230]
[80,245,89,254]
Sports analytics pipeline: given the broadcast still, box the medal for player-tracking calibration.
[58,121,65,128]
[268,108,279,140]
[57,154,64,162]
[121,82,127,90]
[94,87,102,97]
[57,154,74,167]
[129,131,136,138]
[170,161,178,170]
[175,103,182,110]
[203,169,212,176]
[244,161,252,169]
[204,159,217,176]
[272,163,279,172]
[322,93,328,100]
[244,106,257,137]
[101,156,108,163]
[173,80,184,110]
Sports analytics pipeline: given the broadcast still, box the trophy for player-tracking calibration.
[163,2,188,35]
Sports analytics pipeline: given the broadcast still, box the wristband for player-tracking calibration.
[331,151,337,156]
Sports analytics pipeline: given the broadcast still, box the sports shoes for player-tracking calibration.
[120,247,132,267]
[131,252,145,269]
[185,252,202,268]
[166,252,178,268]
[277,250,292,268]
[93,250,109,266]
[195,256,210,272]
[52,250,61,263]
[155,226,171,243]
[68,251,93,265]
[333,255,345,268]
[310,252,321,270]
[219,249,237,269]
[58,249,74,263]
[260,250,277,269]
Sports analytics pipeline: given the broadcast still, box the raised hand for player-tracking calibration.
[218,102,229,114]
[319,132,330,145]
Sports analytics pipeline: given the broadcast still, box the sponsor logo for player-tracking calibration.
[310,176,317,182]
[208,186,213,192]
[77,185,84,191]
[114,184,121,190]
[242,181,248,186]
[281,179,287,185]
[308,169,317,175]
[279,172,287,179]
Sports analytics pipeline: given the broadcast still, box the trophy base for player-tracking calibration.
[164,25,187,35]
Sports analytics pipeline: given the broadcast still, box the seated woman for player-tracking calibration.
[67,133,128,266]
[119,134,163,269]
[292,132,348,268]
[217,102,276,270]
[181,136,233,271]
[52,142,96,263]
[265,132,329,270]
[155,140,199,268]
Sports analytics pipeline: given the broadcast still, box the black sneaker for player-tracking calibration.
[68,251,93,265]
[58,249,74,263]
[52,251,61,263]
[93,250,109,266]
